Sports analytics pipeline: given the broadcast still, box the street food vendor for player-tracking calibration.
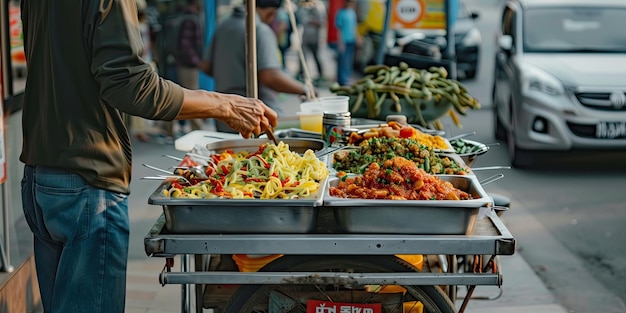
[18,1,277,313]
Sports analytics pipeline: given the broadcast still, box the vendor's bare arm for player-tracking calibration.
[259,68,307,95]
[176,89,278,138]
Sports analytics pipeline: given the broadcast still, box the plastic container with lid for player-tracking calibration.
[318,96,349,113]
[300,101,324,113]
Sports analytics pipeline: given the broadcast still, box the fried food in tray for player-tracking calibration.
[345,121,452,151]
[333,137,470,175]
[160,141,329,200]
[330,157,471,201]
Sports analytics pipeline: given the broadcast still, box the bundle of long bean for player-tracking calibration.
[329,62,480,129]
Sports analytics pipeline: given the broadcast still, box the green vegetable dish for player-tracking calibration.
[332,137,470,175]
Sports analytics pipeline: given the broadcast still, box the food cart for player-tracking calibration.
[141,131,515,313]
[142,1,514,311]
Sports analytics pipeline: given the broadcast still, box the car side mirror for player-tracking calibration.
[498,35,513,53]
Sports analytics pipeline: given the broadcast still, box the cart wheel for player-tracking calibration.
[225,255,456,313]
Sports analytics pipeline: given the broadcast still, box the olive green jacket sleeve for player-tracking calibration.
[90,0,183,120]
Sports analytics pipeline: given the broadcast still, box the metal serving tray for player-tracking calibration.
[342,124,453,152]
[329,148,472,176]
[204,138,326,154]
[324,175,492,234]
[344,123,446,136]
[147,138,328,234]
[148,180,327,233]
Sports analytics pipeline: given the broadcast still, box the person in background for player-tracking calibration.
[272,5,292,70]
[296,0,326,85]
[19,1,277,313]
[334,0,361,86]
[162,0,206,142]
[201,0,315,133]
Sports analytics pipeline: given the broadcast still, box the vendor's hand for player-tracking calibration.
[222,96,278,138]
[300,84,319,101]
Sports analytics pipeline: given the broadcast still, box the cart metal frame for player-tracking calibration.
[144,208,515,313]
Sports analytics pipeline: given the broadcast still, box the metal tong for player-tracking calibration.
[314,146,352,158]
[479,173,505,186]
[262,121,279,145]
[141,163,206,182]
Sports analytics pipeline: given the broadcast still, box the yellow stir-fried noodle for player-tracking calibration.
[165,142,329,200]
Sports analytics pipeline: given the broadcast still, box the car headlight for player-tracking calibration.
[462,28,481,47]
[521,64,564,96]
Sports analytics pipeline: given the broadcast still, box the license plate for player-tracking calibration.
[596,122,626,139]
[307,300,382,313]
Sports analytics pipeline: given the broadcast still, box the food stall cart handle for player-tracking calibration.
[245,0,258,98]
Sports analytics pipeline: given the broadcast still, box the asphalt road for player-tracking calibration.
[453,0,626,311]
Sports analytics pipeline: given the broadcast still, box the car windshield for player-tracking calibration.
[524,6,626,53]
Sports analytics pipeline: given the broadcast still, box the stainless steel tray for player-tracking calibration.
[330,147,472,176]
[148,138,329,233]
[205,138,326,154]
[344,122,446,136]
[342,125,453,152]
[323,175,491,234]
[148,180,327,233]
[272,128,322,140]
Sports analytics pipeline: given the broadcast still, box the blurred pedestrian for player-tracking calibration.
[296,0,326,84]
[272,5,292,70]
[19,1,277,313]
[334,0,361,86]
[201,0,315,133]
[162,0,206,142]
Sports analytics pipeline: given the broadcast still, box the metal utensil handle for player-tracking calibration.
[186,153,213,161]
[141,176,191,185]
[162,154,183,161]
[471,166,511,171]
[141,176,169,181]
[262,121,279,145]
[479,173,505,186]
[142,163,173,175]
[169,166,207,179]
[314,146,350,158]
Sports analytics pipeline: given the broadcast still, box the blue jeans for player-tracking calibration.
[21,165,129,313]
[337,42,356,86]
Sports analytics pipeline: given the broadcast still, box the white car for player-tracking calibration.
[492,0,626,167]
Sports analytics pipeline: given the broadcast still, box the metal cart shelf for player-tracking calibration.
[144,208,515,313]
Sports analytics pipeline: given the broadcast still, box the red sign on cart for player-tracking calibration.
[306,300,382,313]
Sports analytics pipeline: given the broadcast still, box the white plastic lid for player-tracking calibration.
[299,101,324,113]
